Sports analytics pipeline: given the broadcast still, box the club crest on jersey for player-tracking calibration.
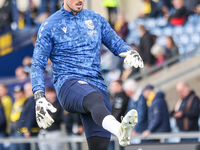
[85,20,94,30]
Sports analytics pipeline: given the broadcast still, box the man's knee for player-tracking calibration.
[83,91,104,112]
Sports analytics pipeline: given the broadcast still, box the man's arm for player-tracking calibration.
[31,22,57,129]
[31,23,53,93]
[100,15,131,56]
[100,15,143,68]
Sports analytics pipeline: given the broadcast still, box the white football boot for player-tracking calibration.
[117,109,138,147]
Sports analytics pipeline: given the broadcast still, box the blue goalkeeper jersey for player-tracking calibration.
[31,6,132,95]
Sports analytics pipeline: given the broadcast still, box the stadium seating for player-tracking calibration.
[126,15,200,57]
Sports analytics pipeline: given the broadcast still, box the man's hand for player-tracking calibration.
[34,91,57,129]
[173,111,183,118]
[141,130,150,139]
[119,49,144,68]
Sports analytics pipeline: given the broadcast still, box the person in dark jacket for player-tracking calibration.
[137,25,156,69]
[184,0,199,14]
[114,14,129,41]
[123,79,148,135]
[110,80,129,122]
[38,86,63,150]
[139,0,158,18]
[141,85,170,138]
[172,81,200,132]
[157,0,172,16]
[0,98,6,150]
[19,82,39,150]
[166,0,189,26]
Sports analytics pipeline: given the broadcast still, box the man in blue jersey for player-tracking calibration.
[31,0,144,150]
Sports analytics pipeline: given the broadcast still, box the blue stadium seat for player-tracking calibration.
[190,33,200,45]
[186,44,196,52]
[163,26,173,36]
[196,23,200,33]
[156,36,166,46]
[179,34,190,45]
[184,23,195,34]
[128,21,137,30]
[173,26,184,35]
[156,17,168,27]
[187,14,199,24]
[178,46,186,55]
[145,18,156,28]
[151,27,162,36]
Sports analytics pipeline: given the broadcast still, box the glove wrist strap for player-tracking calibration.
[34,91,45,101]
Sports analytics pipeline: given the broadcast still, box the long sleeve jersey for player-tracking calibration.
[31,6,132,95]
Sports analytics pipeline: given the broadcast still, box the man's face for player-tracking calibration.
[176,85,190,99]
[65,0,85,13]
[143,89,151,99]
[172,0,184,9]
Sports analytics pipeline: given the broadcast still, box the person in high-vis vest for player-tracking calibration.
[102,0,120,28]
[0,84,12,134]
[19,82,39,150]
[9,85,27,150]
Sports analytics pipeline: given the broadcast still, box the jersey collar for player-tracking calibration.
[61,3,83,18]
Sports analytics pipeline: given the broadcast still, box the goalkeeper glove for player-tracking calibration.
[34,91,57,129]
[119,49,144,68]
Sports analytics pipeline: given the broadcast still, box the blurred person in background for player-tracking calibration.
[109,80,129,122]
[0,0,12,29]
[165,0,189,26]
[38,86,63,150]
[114,14,128,41]
[137,25,156,69]
[15,66,29,82]
[63,111,83,150]
[157,0,172,16]
[9,85,27,150]
[102,0,120,28]
[150,44,166,66]
[184,0,200,14]
[123,79,148,136]
[165,36,179,60]
[139,0,158,18]
[22,56,32,76]
[0,98,6,150]
[0,84,12,134]
[109,79,129,150]
[18,82,39,150]
[171,81,200,141]
[142,85,170,139]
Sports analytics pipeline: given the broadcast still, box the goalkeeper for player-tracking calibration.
[31,0,144,150]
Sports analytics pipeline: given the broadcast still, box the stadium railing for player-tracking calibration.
[129,43,200,81]
[1,132,200,150]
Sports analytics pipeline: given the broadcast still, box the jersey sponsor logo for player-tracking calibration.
[61,27,67,33]
[78,80,88,84]
[87,30,97,37]
[85,20,94,30]
[44,22,48,26]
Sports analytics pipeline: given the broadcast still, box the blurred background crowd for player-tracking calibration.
[1,0,200,150]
